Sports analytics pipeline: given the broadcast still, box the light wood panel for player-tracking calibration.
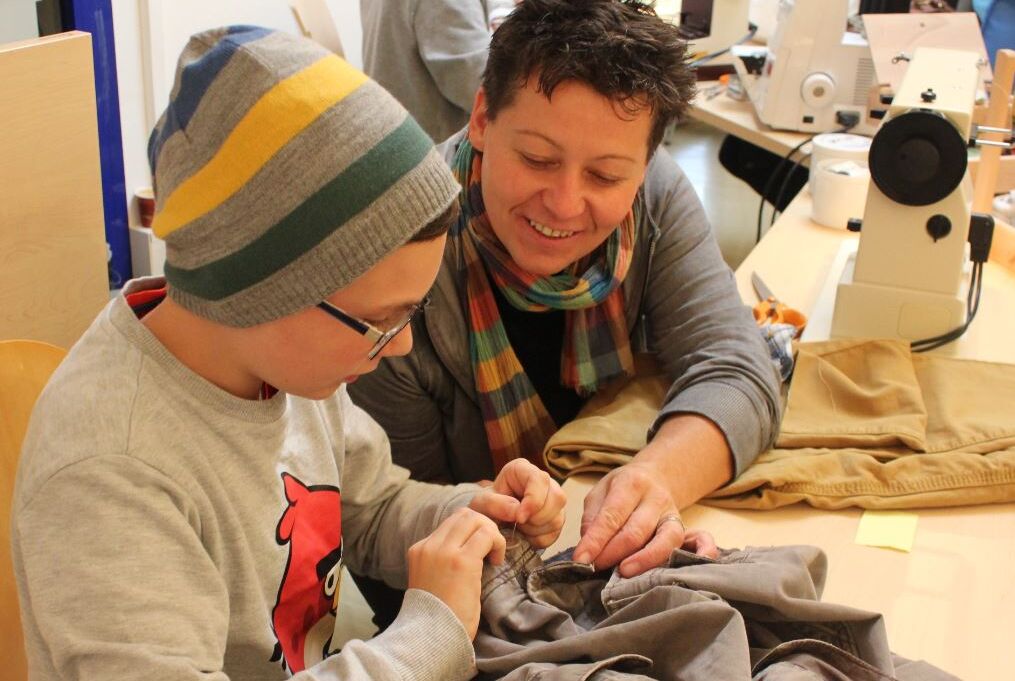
[289,0,345,56]
[0,31,110,347]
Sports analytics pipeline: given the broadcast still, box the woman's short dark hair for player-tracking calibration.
[483,0,696,155]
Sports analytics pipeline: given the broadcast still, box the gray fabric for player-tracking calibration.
[495,655,656,680]
[360,0,491,142]
[349,130,782,483]
[473,543,961,681]
[11,278,482,680]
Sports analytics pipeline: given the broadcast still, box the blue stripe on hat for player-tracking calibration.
[148,26,273,175]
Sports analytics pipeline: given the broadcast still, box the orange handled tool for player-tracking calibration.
[751,272,807,335]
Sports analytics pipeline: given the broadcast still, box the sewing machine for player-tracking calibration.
[829,47,994,343]
[734,0,880,135]
[654,0,752,60]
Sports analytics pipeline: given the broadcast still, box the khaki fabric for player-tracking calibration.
[543,339,1015,510]
[542,355,669,480]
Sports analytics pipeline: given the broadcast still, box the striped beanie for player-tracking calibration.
[147,26,460,327]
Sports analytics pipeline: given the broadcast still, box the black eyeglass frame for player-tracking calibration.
[316,294,430,360]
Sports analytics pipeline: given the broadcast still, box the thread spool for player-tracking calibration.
[811,159,870,230]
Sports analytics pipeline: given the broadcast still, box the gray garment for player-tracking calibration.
[349,131,782,484]
[360,0,491,142]
[11,278,480,680]
[474,543,961,681]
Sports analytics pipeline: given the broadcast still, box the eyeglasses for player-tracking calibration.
[316,294,431,359]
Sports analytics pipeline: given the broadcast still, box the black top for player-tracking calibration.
[491,285,586,428]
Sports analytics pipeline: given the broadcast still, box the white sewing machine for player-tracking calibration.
[654,0,752,59]
[734,0,879,135]
[827,47,992,344]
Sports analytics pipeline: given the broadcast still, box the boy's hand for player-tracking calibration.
[468,459,567,549]
[406,507,505,639]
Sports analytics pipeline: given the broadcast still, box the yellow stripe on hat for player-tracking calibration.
[154,55,368,238]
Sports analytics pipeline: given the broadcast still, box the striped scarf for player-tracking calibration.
[451,140,636,473]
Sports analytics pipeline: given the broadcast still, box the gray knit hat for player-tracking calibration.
[147,26,460,327]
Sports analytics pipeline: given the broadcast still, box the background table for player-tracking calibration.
[551,192,1015,681]
[688,80,1015,192]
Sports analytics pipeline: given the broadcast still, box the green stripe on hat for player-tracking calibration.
[165,114,433,301]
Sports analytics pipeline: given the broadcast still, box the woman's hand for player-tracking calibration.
[572,461,720,577]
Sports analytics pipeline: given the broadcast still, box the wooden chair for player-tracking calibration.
[0,339,67,680]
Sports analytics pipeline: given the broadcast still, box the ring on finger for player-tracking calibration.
[654,513,685,535]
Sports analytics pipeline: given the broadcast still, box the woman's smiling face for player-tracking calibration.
[467,78,653,277]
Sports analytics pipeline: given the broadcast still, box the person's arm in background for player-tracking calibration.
[574,152,781,576]
[414,0,492,112]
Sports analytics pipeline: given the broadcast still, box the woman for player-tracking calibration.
[350,0,781,628]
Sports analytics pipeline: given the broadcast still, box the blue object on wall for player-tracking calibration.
[62,0,131,289]
[974,0,1015,69]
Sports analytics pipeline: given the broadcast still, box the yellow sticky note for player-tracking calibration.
[855,511,919,552]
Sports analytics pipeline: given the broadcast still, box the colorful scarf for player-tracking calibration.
[451,139,636,473]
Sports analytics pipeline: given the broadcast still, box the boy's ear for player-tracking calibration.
[468,88,490,152]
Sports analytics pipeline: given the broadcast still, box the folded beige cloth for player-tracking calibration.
[543,339,1015,510]
[542,363,669,480]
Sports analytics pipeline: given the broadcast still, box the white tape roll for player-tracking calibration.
[809,133,872,187]
[810,159,870,230]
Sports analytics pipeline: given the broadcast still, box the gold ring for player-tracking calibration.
[654,513,684,534]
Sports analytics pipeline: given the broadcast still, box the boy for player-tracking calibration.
[11,27,564,680]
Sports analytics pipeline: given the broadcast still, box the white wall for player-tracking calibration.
[112,0,154,233]
[329,0,361,69]
[0,0,39,44]
[111,0,363,238]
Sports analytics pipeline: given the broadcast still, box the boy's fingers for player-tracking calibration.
[462,519,506,565]
[440,507,496,547]
[518,473,552,525]
[491,459,528,497]
[469,489,521,523]
[518,513,565,539]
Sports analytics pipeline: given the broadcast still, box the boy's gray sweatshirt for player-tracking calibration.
[11,278,480,680]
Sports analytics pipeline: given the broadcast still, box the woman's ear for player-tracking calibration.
[468,88,490,152]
